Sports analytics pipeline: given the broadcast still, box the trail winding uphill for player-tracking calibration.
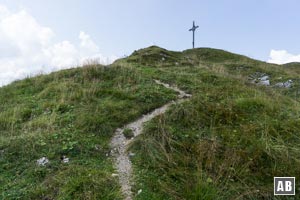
[110,79,192,200]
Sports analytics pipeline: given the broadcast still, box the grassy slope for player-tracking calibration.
[116,46,300,199]
[0,64,177,199]
[1,46,300,199]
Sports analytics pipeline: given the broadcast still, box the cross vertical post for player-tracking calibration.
[192,28,195,49]
[189,21,199,49]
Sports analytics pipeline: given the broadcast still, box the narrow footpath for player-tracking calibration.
[110,79,192,200]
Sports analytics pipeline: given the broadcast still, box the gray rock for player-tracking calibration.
[258,80,270,86]
[62,156,69,163]
[274,82,284,87]
[37,157,49,166]
[284,80,293,88]
[274,80,293,88]
[259,76,269,81]
[249,73,271,86]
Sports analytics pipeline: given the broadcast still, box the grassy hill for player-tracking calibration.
[1,46,300,199]
[0,65,177,199]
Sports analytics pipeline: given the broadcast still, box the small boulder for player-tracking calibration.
[274,80,293,88]
[259,75,269,81]
[137,189,142,195]
[284,80,293,88]
[61,155,69,163]
[258,80,270,86]
[249,73,271,86]
[37,157,49,166]
[274,82,284,87]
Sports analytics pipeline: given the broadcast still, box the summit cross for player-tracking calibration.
[189,21,199,49]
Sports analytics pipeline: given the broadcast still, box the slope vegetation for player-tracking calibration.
[1,46,300,199]
[0,65,176,199]
[117,46,300,199]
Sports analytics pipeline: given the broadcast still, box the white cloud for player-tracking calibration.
[267,50,300,64]
[44,41,79,68]
[0,5,117,86]
[79,31,99,54]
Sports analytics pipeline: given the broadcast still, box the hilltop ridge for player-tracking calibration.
[117,46,263,67]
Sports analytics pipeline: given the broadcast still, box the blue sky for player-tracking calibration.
[0,0,299,85]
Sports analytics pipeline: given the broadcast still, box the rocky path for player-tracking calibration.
[110,79,192,200]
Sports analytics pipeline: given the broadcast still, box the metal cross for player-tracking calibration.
[189,21,199,49]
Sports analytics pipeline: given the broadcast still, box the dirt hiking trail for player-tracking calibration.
[110,79,192,200]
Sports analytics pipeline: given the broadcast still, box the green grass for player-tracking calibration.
[1,45,300,199]
[123,128,134,139]
[116,46,300,199]
[0,64,177,199]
